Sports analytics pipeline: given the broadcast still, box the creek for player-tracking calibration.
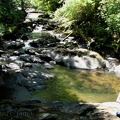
[33,65,119,103]
[0,12,120,104]
[28,32,120,103]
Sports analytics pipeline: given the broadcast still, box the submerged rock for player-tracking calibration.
[33,85,47,91]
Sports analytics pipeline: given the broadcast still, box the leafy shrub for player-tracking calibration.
[54,0,120,54]
[54,0,98,39]
[0,0,26,35]
[99,0,120,52]
[31,0,63,14]
[99,0,120,33]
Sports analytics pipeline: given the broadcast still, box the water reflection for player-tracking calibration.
[34,65,119,102]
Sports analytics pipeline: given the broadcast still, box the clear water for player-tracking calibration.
[28,33,120,103]
[33,65,120,103]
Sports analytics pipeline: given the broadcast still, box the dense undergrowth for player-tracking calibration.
[53,0,120,56]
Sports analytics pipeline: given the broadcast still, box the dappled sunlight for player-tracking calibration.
[34,65,119,102]
[26,13,42,21]
[78,71,120,93]
[66,89,116,102]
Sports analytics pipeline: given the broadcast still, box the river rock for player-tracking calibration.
[39,102,120,120]
[21,34,29,40]
[23,62,33,68]
[39,113,58,120]
[114,65,120,76]
[20,54,32,62]
[22,69,54,80]
[22,79,38,87]
[41,48,106,70]
[14,60,25,67]
[29,32,60,48]
[13,50,25,55]
[0,50,5,56]
[5,63,22,72]
[4,40,25,49]
[43,62,54,69]
[30,55,43,63]
[33,85,47,90]
[20,54,43,63]
[34,79,47,85]
[21,77,47,91]
[105,57,120,76]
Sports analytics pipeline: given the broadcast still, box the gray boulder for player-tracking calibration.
[114,65,120,76]
[42,48,106,70]
[6,63,22,72]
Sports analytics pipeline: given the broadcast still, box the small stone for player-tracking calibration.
[6,63,21,72]
[33,85,47,90]
[40,113,58,120]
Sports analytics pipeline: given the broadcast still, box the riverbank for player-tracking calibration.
[1,100,120,120]
[0,10,120,120]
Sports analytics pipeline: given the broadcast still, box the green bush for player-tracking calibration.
[54,0,99,40]
[54,0,95,27]
[31,0,63,14]
[99,0,120,52]
[54,0,120,54]
[0,0,26,35]
[99,0,120,33]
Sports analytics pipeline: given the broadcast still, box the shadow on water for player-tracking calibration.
[33,65,119,102]
[0,85,14,100]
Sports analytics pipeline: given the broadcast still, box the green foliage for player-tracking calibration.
[54,0,96,32]
[99,0,120,33]
[99,0,120,52]
[0,0,26,35]
[54,0,120,54]
[0,23,6,36]
[31,0,63,14]
[13,0,32,8]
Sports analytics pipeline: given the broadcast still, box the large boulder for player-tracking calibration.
[0,62,22,73]
[105,57,120,76]
[114,65,120,76]
[3,40,25,50]
[29,32,60,48]
[6,63,22,72]
[40,48,106,70]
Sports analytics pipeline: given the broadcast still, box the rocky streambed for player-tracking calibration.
[0,11,120,119]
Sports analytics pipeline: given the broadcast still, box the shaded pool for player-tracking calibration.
[33,65,120,103]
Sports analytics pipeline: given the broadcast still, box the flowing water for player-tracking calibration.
[28,32,120,103]
[1,20,120,103]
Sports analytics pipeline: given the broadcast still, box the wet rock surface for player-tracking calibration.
[0,101,120,120]
[0,11,120,120]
